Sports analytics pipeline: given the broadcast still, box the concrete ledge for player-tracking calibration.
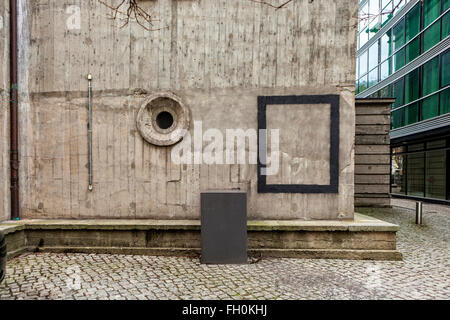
[0,213,402,261]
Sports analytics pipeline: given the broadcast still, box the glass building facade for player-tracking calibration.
[357,0,450,202]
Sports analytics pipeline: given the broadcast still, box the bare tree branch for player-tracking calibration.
[97,0,414,32]
[249,0,295,10]
[97,0,167,31]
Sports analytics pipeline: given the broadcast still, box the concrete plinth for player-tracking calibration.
[0,213,401,261]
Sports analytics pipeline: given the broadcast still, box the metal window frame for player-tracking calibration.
[390,133,450,200]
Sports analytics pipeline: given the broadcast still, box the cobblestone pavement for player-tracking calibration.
[0,207,449,300]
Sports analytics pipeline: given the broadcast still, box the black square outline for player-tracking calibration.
[257,95,340,193]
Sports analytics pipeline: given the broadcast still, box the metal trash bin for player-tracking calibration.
[201,190,247,264]
[0,231,6,283]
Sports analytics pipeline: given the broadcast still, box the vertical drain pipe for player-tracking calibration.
[87,74,93,191]
[9,0,19,220]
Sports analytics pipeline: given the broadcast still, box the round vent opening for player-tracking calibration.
[136,92,191,146]
[156,111,174,130]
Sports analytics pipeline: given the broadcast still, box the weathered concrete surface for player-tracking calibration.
[0,0,10,222]
[7,0,358,220]
[0,213,401,260]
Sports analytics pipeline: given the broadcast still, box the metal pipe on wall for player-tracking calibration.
[88,74,93,191]
[10,0,19,220]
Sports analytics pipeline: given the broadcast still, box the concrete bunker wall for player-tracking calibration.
[14,0,358,220]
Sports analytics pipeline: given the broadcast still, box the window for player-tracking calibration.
[423,0,441,28]
[381,2,394,26]
[440,88,450,115]
[359,1,369,35]
[425,149,446,199]
[368,68,379,87]
[405,37,420,64]
[394,48,405,71]
[359,75,368,92]
[405,3,420,42]
[407,152,425,197]
[382,0,391,9]
[422,56,439,96]
[392,78,404,108]
[380,59,392,80]
[393,19,405,50]
[359,51,368,76]
[368,18,381,39]
[391,153,406,194]
[423,20,441,52]
[443,11,450,39]
[442,50,450,87]
[405,102,419,125]
[393,0,406,15]
[391,108,404,129]
[380,84,392,97]
[422,94,440,120]
[391,139,448,200]
[444,0,450,11]
[380,32,392,61]
[368,42,379,70]
[405,68,419,103]
[369,0,379,17]
[360,28,369,47]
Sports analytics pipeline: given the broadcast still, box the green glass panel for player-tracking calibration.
[442,50,450,87]
[393,19,405,50]
[423,0,441,28]
[391,108,404,129]
[407,152,425,197]
[380,32,393,61]
[444,0,450,11]
[356,80,360,95]
[423,21,441,52]
[422,56,439,96]
[422,94,439,120]
[443,12,450,39]
[394,48,405,71]
[405,4,420,42]
[392,78,404,108]
[405,103,419,125]
[405,37,420,64]
[425,149,446,200]
[405,68,419,103]
[440,88,450,115]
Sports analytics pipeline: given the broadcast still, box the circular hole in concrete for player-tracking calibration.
[156,111,174,130]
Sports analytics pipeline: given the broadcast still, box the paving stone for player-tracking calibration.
[0,207,449,299]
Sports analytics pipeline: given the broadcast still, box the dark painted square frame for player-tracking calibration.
[257,95,340,194]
